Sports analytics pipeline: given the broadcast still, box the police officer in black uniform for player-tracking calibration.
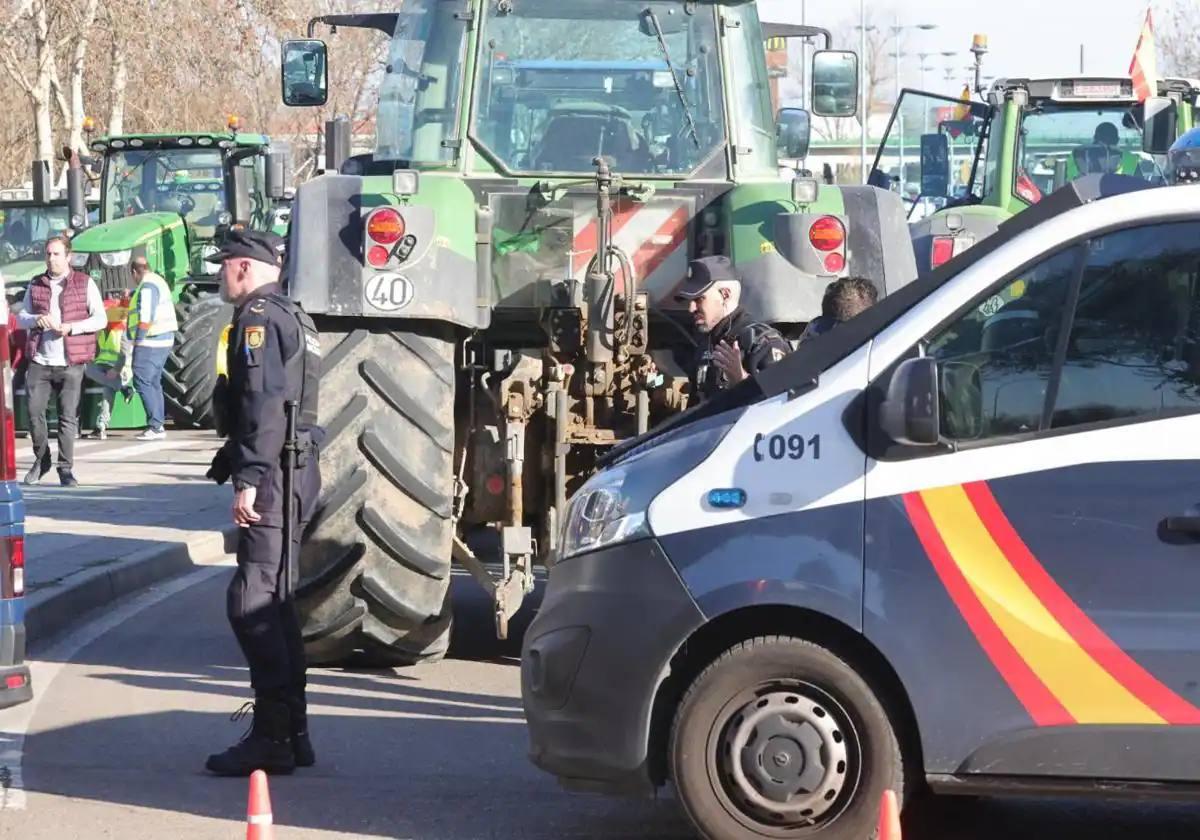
[675,255,792,402]
[203,230,324,776]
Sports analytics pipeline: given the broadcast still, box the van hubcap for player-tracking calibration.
[719,688,852,827]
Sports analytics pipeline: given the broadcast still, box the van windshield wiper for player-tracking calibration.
[644,8,701,149]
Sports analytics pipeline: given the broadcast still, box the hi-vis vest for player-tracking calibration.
[95,303,128,366]
[128,272,178,339]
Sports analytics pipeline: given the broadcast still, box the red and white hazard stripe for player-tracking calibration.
[569,196,695,305]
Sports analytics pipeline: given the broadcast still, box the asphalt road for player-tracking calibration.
[3,567,1200,839]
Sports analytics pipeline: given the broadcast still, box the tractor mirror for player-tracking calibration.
[1143,96,1177,155]
[811,50,858,118]
[776,108,811,159]
[229,165,253,225]
[266,151,291,200]
[920,133,951,198]
[281,39,328,107]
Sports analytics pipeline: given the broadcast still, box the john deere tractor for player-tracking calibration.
[868,61,1197,274]
[64,131,292,428]
[279,0,917,665]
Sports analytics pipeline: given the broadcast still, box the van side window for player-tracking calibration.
[926,247,1079,440]
[923,221,1200,446]
[1052,222,1200,427]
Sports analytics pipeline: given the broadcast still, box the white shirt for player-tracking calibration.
[17,273,107,367]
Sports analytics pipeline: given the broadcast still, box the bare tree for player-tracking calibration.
[0,0,59,167]
[1160,1,1200,77]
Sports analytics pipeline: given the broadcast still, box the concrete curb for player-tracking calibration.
[25,524,239,647]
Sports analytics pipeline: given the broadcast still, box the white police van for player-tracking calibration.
[522,176,1200,839]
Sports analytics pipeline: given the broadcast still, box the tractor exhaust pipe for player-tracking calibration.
[324,116,351,174]
[30,161,52,205]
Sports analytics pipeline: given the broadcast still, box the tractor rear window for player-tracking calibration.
[473,0,726,177]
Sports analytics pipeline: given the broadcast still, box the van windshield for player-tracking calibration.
[472,0,726,176]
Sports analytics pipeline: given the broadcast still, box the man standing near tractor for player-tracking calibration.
[204,230,324,777]
[675,256,792,402]
[128,257,178,440]
[18,235,106,487]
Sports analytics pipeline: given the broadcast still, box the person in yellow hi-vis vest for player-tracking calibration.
[129,256,179,440]
[1065,122,1142,179]
[83,291,134,440]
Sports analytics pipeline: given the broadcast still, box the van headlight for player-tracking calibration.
[558,411,739,561]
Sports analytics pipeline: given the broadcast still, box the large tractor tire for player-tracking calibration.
[297,322,457,666]
[163,289,234,429]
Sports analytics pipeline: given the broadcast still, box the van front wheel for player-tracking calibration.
[670,636,904,840]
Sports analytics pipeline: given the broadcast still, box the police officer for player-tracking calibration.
[204,230,324,776]
[675,255,792,401]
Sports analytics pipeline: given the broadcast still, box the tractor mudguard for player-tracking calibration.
[287,174,487,329]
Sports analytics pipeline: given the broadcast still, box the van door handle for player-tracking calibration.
[1164,515,1200,535]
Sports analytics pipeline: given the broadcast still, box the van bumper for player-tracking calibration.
[0,621,30,708]
[521,538,705,794]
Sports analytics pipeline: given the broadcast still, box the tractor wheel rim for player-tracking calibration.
[717,686,853,828]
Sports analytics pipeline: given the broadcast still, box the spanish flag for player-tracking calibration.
[1129,7,1158,103]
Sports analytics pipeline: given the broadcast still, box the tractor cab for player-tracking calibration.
[871,75,1188,274]
[0,170,99,304]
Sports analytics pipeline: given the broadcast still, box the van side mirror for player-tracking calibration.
[282,39,329,107]
[776,108,811,159]
[920,133,951,198]
[880,357,941,446]
[1143,96,1177,155]
[811,50,859,118]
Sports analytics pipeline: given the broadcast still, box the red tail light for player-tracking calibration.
[4,673,25,690]
[366,207,405,245]
[2,537,23,599]
[808,216,845,252]
[824,252,846,273]
[931,236,956,269]
[366,245,391,268]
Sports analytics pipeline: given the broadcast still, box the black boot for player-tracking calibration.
[286,693,315,767]
[205,699,296,776]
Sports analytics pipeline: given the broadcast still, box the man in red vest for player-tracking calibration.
[16,235,106,486]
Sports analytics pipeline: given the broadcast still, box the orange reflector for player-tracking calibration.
[366,208,405,245]
[808,216,845,252]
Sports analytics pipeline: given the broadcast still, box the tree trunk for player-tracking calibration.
[67,0,102,151]
[32,0,55,163]
[108,37,127,136]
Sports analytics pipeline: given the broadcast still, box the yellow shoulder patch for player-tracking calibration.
[245,325,266,350]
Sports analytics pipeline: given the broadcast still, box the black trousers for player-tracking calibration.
[226,460,320,712]
[26,361,84,473]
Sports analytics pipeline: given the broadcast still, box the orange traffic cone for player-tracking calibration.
[246,769,274,840]
[877,788,902,840]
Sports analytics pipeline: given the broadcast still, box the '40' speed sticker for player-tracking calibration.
[364,273,414,312]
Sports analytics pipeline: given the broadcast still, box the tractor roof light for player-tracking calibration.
[792,177,820,207]
[227,114,241,131]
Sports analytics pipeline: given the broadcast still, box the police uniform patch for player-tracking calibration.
[245,325,266,349]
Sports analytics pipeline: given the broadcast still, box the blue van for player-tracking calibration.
[0,288,30,709]
[522,179,1200,839]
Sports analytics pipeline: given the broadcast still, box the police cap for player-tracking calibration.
[675,255,739,301]
[211,229,287,267]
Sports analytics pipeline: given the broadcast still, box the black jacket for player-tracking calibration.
[691,307,792,402]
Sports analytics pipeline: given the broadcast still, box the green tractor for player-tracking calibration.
[1,162,98,303]
[869,72,1197,275]
[279,0,917,664]
[61,130,293,428]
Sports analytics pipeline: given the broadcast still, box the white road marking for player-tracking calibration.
[0,563,231,811]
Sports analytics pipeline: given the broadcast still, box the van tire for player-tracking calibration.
[670,636,904,840]
[296,322,456,666]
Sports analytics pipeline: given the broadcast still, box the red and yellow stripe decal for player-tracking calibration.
[904,481,1200,726]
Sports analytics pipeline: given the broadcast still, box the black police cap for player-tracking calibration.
[211,229,287,267]
[675,255,739,301]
